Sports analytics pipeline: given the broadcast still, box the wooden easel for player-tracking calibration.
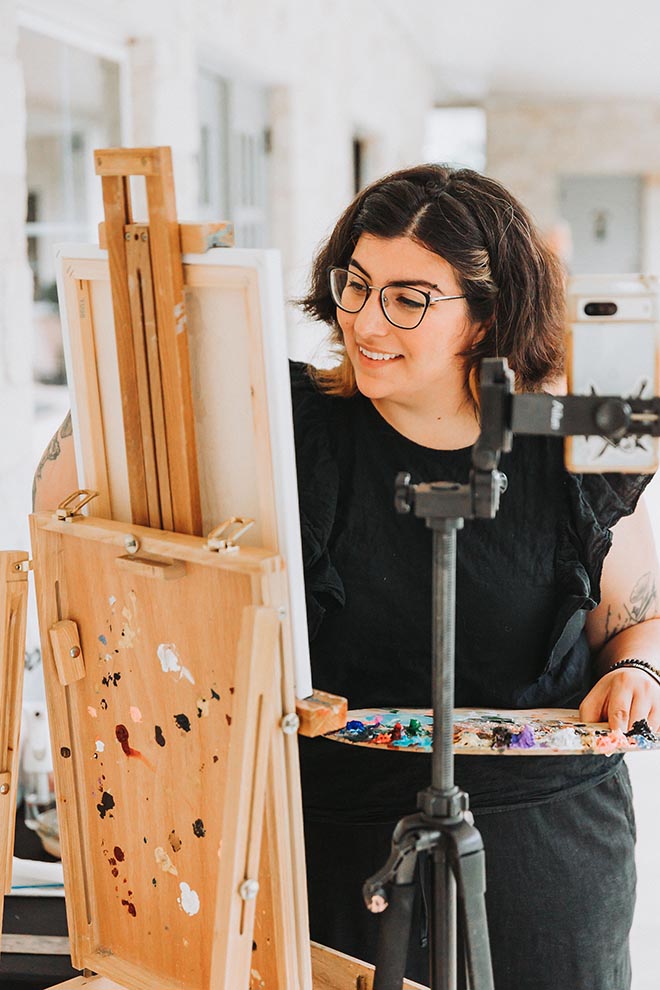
[0,552,30,933]
[14,145,357,990]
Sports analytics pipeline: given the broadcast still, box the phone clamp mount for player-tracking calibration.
[364,358,660,990]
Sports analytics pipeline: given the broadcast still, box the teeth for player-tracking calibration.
[359,346,401,362]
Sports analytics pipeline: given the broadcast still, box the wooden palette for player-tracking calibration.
[30,511,289,989]
[325,707,660,756]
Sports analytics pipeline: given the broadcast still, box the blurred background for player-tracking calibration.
[1,0,660,984]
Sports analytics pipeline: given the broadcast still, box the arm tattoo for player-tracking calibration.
[604,571,659,641]
[31,411,72,509]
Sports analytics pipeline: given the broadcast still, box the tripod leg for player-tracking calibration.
[372,882,417,990]
[455,846,494,990]
[430,840,456,990]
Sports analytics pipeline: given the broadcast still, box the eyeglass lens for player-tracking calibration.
[329,268,428,330]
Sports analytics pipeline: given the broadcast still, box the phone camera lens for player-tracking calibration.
[584,301,618,317]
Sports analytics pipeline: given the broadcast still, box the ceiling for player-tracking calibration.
[384,0,660,103]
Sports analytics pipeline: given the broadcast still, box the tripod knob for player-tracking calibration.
[394,472,413,514]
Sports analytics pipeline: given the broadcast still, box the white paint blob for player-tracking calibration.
[87,707,98,718]
[157,643,195,684]
[109,595,117,606]
[95,739,105,753]
[130,706,143,723]
[177,881,200,916]
[154,847,178,876]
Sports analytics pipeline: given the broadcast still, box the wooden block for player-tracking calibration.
[311,942,428,989]
[95,147,162,177]
[49,620,86,685]
[114,553,186,580]
[98,221,235,253]
[179,222,234,253]
[44,979,125,990]
[296,690,348,737]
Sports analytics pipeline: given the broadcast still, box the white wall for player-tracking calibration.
[0,0,35,552]
[486,97,660,276]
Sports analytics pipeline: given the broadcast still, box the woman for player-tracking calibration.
[292,164,660,988]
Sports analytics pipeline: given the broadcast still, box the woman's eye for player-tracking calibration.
[348,279,368,294]
[395,293,425,309]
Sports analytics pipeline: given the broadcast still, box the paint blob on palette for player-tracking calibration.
[325,708,660,755]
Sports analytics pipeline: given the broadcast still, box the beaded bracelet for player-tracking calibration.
[607,658,660,689]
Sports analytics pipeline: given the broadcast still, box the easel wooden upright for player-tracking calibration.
[17,147,424,990]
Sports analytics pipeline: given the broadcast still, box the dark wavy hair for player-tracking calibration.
[299,164,566,401]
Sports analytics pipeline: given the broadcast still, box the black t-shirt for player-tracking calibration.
[291,362,651,822]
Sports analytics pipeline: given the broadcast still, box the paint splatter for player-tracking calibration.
[100,699,108,711]
[192,819,206,838]
[97,791,115,819]
[116,724,139,757]
[169,830,182,853]
[114,846,125,862]
[130,706,143,723]
[102,672,122,687]
[196,698,209,719]
[109,596,117,607]
[115,725,155,771]
[213,755,219,763]
[225,714,232,726]
[154,847,178,876]
[95,739,105,753]
[157,643,195,684]
[211,688,220,701]
[177,882,200,916]
[174,713,191,733]
[99,635,108,645]
[121,899,137,917]
[87,706,98,718]
[155,725,166,747]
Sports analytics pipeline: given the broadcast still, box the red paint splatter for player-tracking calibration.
[121,899,137,917]
[114,724,155,772]
[114,846,125,862]
[116,724,138,757]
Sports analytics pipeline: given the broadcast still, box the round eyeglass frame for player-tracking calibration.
[328,266,466,330]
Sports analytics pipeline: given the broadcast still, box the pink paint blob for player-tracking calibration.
[130,706,143,723]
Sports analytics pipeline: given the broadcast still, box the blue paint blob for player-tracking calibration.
[99,634,108,645]
[346,720,365,731]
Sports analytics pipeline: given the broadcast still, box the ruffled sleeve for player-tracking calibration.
[290,361,345,639]
[564,470,653,606]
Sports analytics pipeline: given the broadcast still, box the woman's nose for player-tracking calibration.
[354,291,390,334]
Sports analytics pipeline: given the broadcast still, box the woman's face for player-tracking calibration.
[336,234,480,411]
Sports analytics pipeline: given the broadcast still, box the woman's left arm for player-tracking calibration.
[580,496,660,731]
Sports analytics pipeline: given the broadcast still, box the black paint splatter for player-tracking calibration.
[155,725,166,747]
[192,818,206,838]
[60,747,71,759]
[196,699,207,718]
[491,727,513,749]
[97,791,115,819]
[213,755,219,763]
[102,672,122,687]
[152,877,157,886]
[211,688,220,700]
[626,718,657,741]
[100,699,108,710]
[174,713,191,733]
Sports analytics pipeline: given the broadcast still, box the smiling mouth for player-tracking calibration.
[358,345,403,362]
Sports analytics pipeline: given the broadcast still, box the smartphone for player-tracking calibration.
[565,273,660,473]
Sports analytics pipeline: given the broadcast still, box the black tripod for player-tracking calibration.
[363,360,512,990]
[362,358,660,990]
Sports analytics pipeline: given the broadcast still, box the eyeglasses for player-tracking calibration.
[328,266,466,330]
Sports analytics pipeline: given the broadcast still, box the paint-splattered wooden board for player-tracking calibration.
[325,708,660,755]
[30,512,286,990]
